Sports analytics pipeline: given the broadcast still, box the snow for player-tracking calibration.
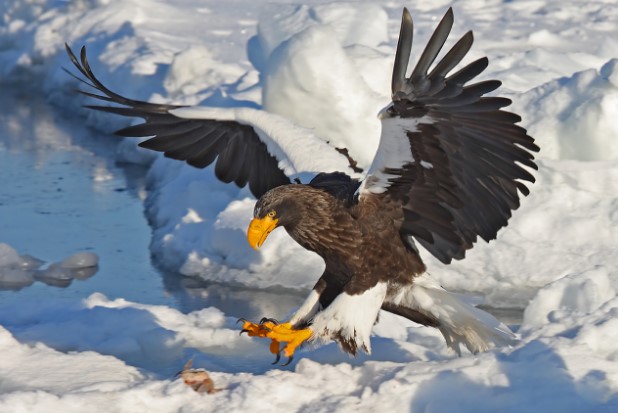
[517,58,618,161]
[1,0,617,412]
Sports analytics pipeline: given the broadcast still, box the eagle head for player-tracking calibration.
[247,186,304,249]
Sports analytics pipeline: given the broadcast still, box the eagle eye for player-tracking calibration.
[267,210,276,218]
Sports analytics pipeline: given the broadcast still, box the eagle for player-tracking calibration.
[65,7,538,365]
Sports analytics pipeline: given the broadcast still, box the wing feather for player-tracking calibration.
[360,8,539,263]
[409,8,453,87]
[65,44,290,198]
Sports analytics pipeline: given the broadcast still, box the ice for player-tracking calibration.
[60,252,99,269]
[1,0,618,411]
[0,243,22,267]
[0,267,34,288]
[0,243,42,289]
[0,243,98,290]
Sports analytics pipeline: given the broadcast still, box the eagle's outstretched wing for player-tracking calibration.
[65,45,353,198]
[359,7,539,263]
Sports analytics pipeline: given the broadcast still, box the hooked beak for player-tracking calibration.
[247,215,279,249]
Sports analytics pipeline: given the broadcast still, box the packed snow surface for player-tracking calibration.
[1,0,617,412]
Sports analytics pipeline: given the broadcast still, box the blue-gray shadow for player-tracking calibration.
[409,340,618,413]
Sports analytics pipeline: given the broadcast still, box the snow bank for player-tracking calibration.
[0,325,142,396]
[258,3,388,167]
[1,291,616,412]
[522,267,616,331]
[515,59,618,161]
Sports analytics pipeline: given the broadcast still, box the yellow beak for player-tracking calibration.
[247,215,279,249]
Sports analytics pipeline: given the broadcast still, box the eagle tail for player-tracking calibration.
[396,274,517,355]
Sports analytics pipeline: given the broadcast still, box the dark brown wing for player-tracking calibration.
[359,8,539,264]
[65,44,290,198]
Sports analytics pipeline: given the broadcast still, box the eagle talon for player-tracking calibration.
[281,355,294,367]
[271,352,281,365]
[239,319,275,338]
[238,319,312,364]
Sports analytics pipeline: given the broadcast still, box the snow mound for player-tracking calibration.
[521,267,616,331]
[254,2,392,99]
[0,325,142,395]
[253,3,388,68]
[261,7,386,168]
[517,58,618,161]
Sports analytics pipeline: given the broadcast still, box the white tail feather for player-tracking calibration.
[391,274,518,354]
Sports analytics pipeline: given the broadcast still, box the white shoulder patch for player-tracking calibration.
[169,106,355,180]
[358,113,426,196]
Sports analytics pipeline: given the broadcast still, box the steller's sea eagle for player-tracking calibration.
[65,6,538,365]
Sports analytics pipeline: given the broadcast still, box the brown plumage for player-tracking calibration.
[66,7,537,360]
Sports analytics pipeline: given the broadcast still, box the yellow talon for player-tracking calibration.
[267,323,313,358]
[239,319,312,360]
[241,320,275,338]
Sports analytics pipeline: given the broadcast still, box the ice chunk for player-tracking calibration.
[37,263,74,280]
[18,254,45,269]
[60,252,99,269]
[0,244,43,289]
[0,243,21,267]
[0,267,34,289]
[0,245,98,289]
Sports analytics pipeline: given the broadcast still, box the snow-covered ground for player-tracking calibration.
[1,0,617,411]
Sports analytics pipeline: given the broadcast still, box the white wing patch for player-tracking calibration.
[358,111,425,196]
[170,106,356,180]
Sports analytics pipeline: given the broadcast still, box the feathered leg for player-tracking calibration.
[385,273,517,354]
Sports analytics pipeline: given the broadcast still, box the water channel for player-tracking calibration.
[0,83,305,320]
